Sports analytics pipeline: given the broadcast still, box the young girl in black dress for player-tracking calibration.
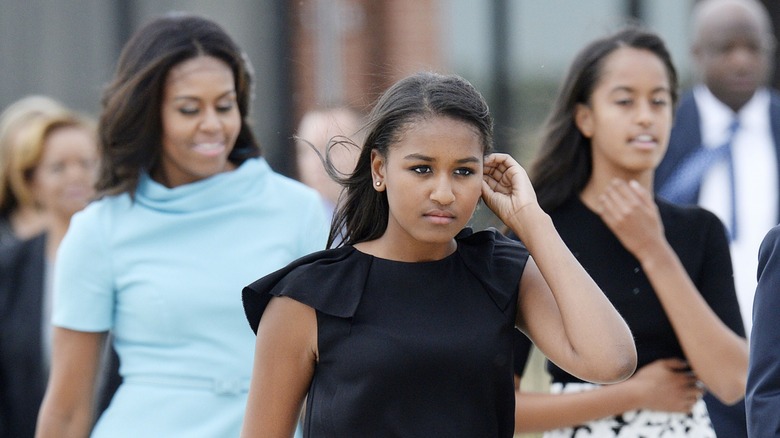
[512,27,748,437]
[241,71,637,437]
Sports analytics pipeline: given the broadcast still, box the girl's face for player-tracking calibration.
[157,55,241,188]
[575,47,673,178]
[371,116,484,255]
[31,126,98,221]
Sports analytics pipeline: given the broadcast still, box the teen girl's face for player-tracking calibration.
[371,116,483,257]
[575,47,673,177]
[157,55,241,188]
[31,126,98,221]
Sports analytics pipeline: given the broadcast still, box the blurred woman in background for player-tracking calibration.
[0,95,66,248]
[0,111,106,437]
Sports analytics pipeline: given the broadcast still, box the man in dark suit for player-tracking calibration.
[748,225,780,437]
[654,1,779,436]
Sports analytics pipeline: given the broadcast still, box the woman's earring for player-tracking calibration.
[375,180,381,186]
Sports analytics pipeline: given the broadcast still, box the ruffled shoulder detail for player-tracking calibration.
[456,227,529,312]
[242,246,370,333]
[242,228,529,334]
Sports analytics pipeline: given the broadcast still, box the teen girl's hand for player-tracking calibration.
[593,178,666,257]
[626,358,704,413]
[482,153,539,227]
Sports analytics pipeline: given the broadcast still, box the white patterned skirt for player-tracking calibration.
[541,382,715,438]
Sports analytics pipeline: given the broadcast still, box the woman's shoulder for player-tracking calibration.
[457,227,529,311]
[656,198,724,231]
[242,246,369,332]
[68,194,132,232]
[656,198,730,252]
[0,233,42,272]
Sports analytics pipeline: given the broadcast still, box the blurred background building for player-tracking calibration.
[2,0,779,176]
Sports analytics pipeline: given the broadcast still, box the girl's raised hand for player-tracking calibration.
[482,153,538,225]
[593,179,665,257]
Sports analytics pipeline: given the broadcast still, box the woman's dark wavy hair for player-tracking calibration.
[326,72,493,248]
[529,26,679,211]
[97,11,260,196]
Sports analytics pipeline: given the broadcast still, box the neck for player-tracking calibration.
[580,168,654,208]
[709,86,757,114]
[45,216,70,262]
[9,206,47,240]
[355,233,457,262]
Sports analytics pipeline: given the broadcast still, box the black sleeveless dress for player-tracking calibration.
[243,228,528,437]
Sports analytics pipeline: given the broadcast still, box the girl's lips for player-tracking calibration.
[62,186,94,198]
[424,211,455,225]
[193,142,226,157]
[629,134,658,150]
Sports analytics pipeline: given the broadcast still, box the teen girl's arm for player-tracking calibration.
[514,357,703,433]
[482,153,636,384]
[595,179,747,404]
[35,329,107,438]
[241,297,317,438]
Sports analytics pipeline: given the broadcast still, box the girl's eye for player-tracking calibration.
[652,98,668,106]
[80,159,98,171]
[43,162,65,175]
[454,168,474,176]
[216,103,235,113]
[615,99,632,106]
[179,107,199,115]
[411,165,432,174]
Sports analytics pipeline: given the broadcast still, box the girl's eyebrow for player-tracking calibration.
[172,90,237,102]
[608,85,671,94]
[403,153,480,164]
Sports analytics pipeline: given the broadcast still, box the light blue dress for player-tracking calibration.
[53,158,329,437]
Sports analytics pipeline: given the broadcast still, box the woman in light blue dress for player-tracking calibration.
[35,13,329,437]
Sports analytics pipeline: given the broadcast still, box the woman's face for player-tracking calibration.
[31,126,98,221]
[371,116,484,255]
[575,47,673,178]
[157,55,241,187]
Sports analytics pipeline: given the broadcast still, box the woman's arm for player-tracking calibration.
[35,328,106,438]
[514,358,703,433]
[482,153,636,384]
[241,296,317,438]
[596,179,747,404]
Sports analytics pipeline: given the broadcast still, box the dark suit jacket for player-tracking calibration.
[747,224,780,437]
[653,89,780,438]
[0,234,120,438]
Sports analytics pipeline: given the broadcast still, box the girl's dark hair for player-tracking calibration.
[97,12,260,196]
[327,72,493,248]
[529,26,679,211]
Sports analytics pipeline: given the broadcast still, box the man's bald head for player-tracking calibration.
[691,0,776,111]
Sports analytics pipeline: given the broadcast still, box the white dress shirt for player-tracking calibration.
[695,85,778,334]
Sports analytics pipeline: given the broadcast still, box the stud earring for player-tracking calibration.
[375,181,381,186]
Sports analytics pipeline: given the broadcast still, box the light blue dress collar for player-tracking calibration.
[135,157,270,213]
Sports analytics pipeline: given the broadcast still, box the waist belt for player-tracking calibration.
[124,375,251,395]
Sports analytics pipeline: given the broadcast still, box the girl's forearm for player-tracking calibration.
[507,205,636,384]
[639,244,747,403]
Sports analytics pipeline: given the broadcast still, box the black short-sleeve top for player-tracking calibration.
[540,197,744,383]
[243,228,529,437]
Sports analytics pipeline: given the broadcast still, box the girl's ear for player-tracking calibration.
[370,149,386,192]
[574,103,594,139]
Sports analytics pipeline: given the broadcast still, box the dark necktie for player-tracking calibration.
[658,119,740,240]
